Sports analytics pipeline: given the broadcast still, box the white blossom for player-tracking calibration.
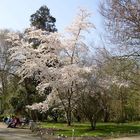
[8,8,95,112]
[26,100,48,112]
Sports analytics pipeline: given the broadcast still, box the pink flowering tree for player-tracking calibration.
[8,8,95,125]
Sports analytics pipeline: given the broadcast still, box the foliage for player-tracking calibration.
[30,5,57,32]
[92,48,140,122]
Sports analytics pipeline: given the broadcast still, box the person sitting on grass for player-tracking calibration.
[7,116,20,128]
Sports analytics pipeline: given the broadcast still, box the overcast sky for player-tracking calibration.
[0,0,104,44]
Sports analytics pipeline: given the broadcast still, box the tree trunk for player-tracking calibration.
[103,110,110,122]
[90,119,96,130]
[66,110,72,126]
[1,74,8,113]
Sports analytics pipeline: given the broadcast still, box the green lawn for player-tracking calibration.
[40,122,140,138]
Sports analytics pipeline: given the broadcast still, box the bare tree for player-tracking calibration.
[100,0,140,57]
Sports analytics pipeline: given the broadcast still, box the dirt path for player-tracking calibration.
[0,123,41,140]
[109,136,140,140]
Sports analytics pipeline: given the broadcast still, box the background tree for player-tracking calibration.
[0,30,16,113]
[100,0,140,58]
[94,47,140,122]
[30,5,57,32]
[77,69,104,129]
[100,0,140,122]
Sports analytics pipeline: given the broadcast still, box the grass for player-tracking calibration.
[40,122,140,138]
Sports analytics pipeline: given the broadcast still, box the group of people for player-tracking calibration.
[3,116,29,128]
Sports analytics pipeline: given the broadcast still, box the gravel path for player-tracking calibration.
[0,123,41,140]
[109,136,140,140]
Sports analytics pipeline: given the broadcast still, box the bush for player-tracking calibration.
[0,114,5,122]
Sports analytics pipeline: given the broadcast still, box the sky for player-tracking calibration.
[0,0,104,44]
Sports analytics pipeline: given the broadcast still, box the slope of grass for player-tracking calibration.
[40,122,140,138]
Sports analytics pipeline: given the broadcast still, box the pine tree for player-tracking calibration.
[30,5,57,32]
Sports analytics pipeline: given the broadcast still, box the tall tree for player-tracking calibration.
[8,8,95,126]
[30,5,57,32]
[0,30,14,113]
[100,0,140,58]
[8,5,58,117]
[100,0,140,121]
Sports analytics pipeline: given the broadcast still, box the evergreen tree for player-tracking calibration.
[30,5,57,32]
